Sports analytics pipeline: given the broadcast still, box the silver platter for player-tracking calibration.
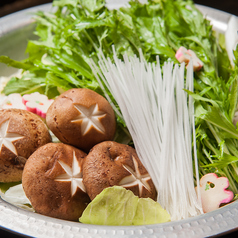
[0,2,238,238]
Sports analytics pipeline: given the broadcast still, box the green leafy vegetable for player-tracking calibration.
[0,56,32,70]
[2,0,226,98]
[79,186,170,225]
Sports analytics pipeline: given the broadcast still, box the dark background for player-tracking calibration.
[0,0,238,237]
[0,0,238,17]
[0,0,51,17]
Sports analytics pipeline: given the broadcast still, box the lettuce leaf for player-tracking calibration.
[79,186,170,225]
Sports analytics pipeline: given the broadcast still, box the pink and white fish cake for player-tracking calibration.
[22,92,54,118]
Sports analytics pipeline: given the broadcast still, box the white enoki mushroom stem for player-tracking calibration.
[90,47,203,221]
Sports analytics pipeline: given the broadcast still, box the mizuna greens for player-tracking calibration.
[1,0,238,209]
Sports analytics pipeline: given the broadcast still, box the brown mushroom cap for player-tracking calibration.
[46,88,116,152]
[22,142,90,221]
[83,141,157,201]
[0,109,52,182]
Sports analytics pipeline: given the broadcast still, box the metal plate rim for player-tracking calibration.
[0,2,238,238]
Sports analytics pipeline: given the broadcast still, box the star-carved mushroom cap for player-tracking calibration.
[0,109,52,183]
[46,88,116,152]
[83,141,157,201]
[71,103,106,136]
[22,143,90,221]
[55,150,86,197]
[0,119,24,156]
[118,155,152,197]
